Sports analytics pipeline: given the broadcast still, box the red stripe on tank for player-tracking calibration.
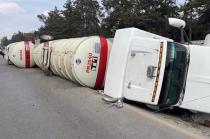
[94,36,108,89]
[24,41,30,68]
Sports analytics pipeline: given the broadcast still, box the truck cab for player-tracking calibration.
[104,28,189,107]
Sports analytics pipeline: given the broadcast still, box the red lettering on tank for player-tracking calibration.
[86,53,92,73]
[19,50,23,60]
[24,41,30,68]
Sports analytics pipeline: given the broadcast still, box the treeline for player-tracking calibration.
[1,0,210,46]
[0,31,35,47]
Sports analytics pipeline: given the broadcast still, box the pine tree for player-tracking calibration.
[71,0,101,37]
[101,0,178,37]
[62,0,76,37]
[0,36,10,47]
[181,0,210,40]
[37,7,66,39]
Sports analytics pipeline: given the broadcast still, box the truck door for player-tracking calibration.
[123,38,167,105]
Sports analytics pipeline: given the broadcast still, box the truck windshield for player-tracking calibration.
[158,42,189,106]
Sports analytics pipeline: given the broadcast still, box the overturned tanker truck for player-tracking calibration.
[33,36,112,89]
[1,18,209,114]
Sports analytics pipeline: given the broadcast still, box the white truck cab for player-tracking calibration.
[104,28,190,107]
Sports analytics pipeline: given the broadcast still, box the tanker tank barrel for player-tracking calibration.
[33,36,112,89]
[4,41,35,68]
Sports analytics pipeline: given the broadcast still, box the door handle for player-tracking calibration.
[147,66,157,78]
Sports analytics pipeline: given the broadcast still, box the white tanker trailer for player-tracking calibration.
[4,41,35,68]
[33,36,112,89]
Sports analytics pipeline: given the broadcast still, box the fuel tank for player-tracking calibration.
[6,41,35,68]
[33,36,112,89]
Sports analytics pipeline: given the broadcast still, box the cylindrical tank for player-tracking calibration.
[33,36,112,89]
[6,41,35,68]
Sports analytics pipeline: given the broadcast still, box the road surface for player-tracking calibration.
[0,57,205,139]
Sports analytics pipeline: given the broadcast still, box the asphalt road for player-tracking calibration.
[0,57,204,139]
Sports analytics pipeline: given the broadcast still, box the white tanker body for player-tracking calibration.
[4,41,35,68]
[33,36,112,89]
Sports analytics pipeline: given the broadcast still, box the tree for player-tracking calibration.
[37,7,67,39]
[101,0,179,38]
[181,0,210,40]
[71,0,102,37]
[0,36,10,47]
[37,0,102,39]
[101,0,137,37]
[10,31,25,42]
[0,31,35,47]
[62,0,76,37]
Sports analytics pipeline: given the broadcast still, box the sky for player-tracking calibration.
[0,0,186,39]
[0,0,66,38]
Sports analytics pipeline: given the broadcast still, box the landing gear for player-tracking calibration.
[102,97,123,108]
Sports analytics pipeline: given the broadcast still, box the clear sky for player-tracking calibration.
[0,0,66,38]
[0,0,186,39]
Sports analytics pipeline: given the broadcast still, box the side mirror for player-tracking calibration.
[168,18,187,44]
[168,18,186,29]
